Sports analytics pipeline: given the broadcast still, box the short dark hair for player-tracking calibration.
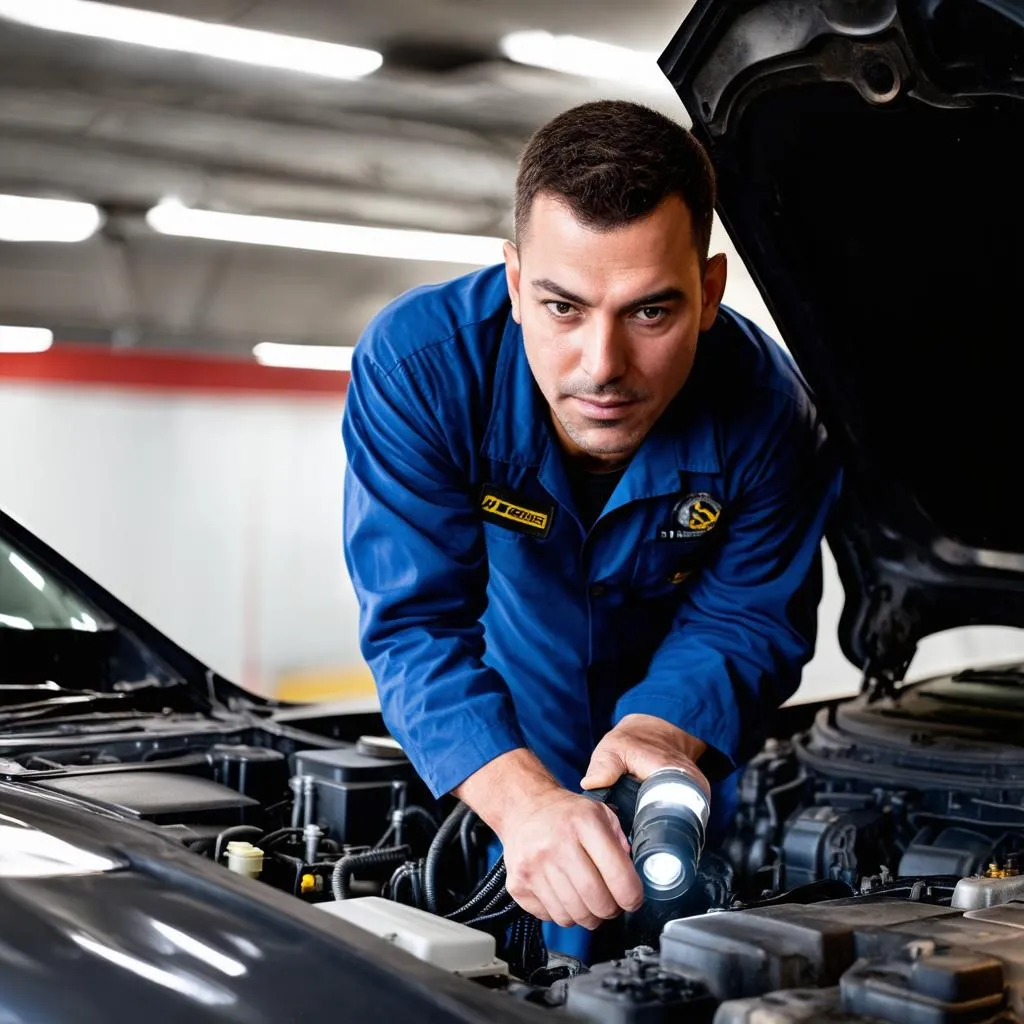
[514,99,716,261]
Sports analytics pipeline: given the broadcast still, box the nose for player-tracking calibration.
[579,316,628,386]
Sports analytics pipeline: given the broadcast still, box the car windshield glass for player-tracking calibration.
[0,537,103,631]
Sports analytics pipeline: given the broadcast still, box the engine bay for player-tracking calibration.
[1,665,1022,1022]
[725,667,1024,902]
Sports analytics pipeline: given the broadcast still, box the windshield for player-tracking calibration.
[0,537,104,632]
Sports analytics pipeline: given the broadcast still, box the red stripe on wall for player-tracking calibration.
[0,344,349,397]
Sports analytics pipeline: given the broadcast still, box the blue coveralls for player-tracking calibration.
[342,265,840,955]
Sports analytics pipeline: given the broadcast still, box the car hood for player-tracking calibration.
[661,0,1024,684]
[0,783,541,1024]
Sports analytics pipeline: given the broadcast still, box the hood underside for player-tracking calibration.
[662,0,1024,680]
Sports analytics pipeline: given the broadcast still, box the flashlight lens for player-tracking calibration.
[642,851,683,888]
[632,769,708,900]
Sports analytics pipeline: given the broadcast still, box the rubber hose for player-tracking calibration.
[476,882,514,917]
[388,862,420,904]
[332,845,411,901]
[404,805,441,834]
[513,916,546,980]
[410,858,425,910]
[424,803,470,914]
[459,809,478,879]
[446,857,507,920]
[462,900,522,933]
[259,826,303,848]
[461,867,507,919]
[388,862,409,899]
[213,826,264,864]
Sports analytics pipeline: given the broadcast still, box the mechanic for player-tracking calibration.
[343,100,841,949]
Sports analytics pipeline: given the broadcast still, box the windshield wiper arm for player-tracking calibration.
[3,713,160,737]
[0,693,127,725]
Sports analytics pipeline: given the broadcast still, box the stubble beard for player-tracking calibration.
[553,405,647,458]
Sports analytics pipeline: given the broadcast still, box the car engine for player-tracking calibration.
[724,666,1024,901]
[2,667,1023,1023]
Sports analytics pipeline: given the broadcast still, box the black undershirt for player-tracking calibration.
[565,461,628,531]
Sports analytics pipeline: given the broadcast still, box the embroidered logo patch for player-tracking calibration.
[658,492,723,541]
[480,485,553,538]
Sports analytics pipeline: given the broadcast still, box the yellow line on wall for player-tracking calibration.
[274,666,377,703]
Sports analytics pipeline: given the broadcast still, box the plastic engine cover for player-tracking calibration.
[656,896,1024,1023]
[316,897,507,979]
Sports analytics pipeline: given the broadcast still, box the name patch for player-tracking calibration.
[480,485,553,538]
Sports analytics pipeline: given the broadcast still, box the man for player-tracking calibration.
[343,100,840,935]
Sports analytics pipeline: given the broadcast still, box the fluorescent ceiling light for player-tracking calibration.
[500,31,664,89]
[0,194,102,243]
[0,614,33,630]
[150,921,247,978]
[0,0,382,80]
[253,342,353,373]
[8,552,45,591]
[147,200,504,267]
[0,326,54,353]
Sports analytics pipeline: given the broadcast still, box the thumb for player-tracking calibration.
[580,747,626,791]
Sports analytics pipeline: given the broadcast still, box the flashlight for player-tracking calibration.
[630,768,709,901]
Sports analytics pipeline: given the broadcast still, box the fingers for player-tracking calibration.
[546,866,602,930]
[501,791,643,928]
[513,862,618,930]
[561,852,622,925]
[588,716,711,788]
[508,869,576,928]
[549,810,640,926]
[579,805,643,912]
[580,747,625,790]
[505,885,548,922]
[531,874,576,929]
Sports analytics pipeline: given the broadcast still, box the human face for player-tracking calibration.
[504,193,727,468]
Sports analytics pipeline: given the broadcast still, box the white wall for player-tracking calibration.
[0,383,357,695]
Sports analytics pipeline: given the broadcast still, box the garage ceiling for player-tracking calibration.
[0,0,700,356]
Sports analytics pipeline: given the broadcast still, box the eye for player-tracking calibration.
[634,306,668,323]
[544,300,576,318]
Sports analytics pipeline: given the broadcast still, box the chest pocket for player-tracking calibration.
[482,520,541,569]
[630,535,718,597]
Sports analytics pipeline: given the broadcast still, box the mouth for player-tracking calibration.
[570,396,639,421]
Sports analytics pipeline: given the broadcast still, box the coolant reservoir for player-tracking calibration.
[225,841,264,878]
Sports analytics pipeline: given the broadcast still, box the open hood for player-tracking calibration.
[662,0,1024,685]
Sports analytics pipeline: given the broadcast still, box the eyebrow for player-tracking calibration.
[530,278,685,314]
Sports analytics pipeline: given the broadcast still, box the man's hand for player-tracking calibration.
[580,714,711,796]
[456,749,642,929]
[499,788,642,929]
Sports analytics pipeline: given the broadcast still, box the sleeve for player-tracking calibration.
[613,395,842,774]
[342,346,525,797]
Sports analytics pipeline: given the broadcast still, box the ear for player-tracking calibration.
[503,240,522,324]
[698,252,728,332]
